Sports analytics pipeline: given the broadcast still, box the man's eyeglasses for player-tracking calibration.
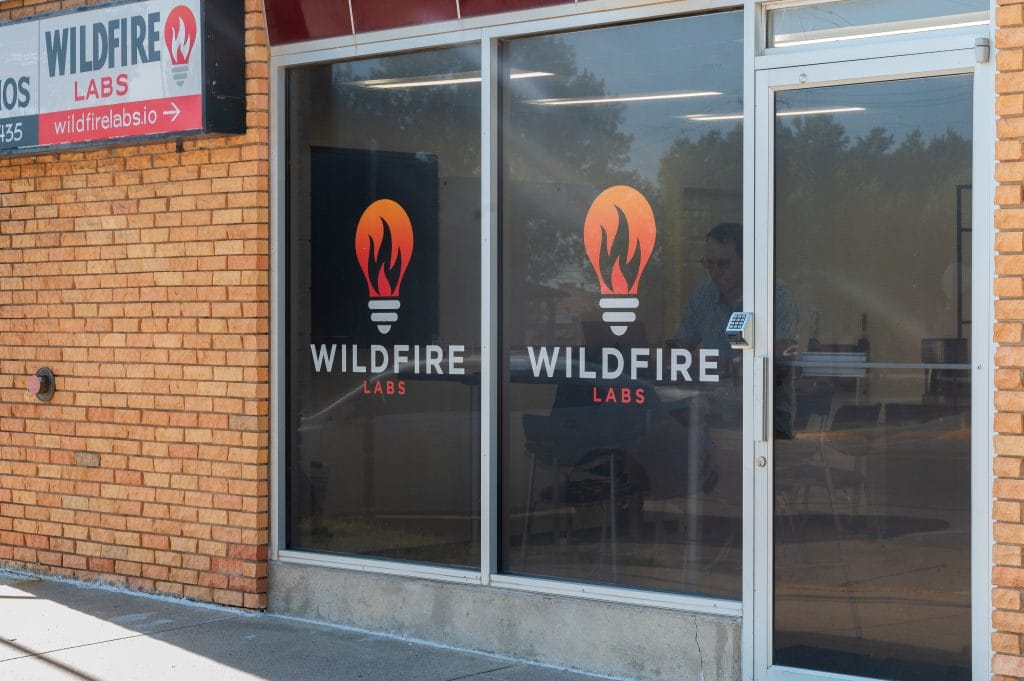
[701,257,734,271]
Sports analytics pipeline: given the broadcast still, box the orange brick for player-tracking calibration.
[995,653,1024,677]
[995,632,1022,656]
[1000,94,1024,117]
[997,587,1024,611]
[997,369,1024,390]
[997,501,1024,524]
[997,436,1024,457]
[997,522,1024,544]
[1000,5,1024,28]
[998,415,1024,435]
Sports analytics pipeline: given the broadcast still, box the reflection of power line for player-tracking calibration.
[772,0,985,35]
[782,94,968,110]
[780,121,970,145]
[781,80,971,110]
[784,96,969,111]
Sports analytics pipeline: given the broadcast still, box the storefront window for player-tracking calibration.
[286,46,481,567]
[499,11,744,597]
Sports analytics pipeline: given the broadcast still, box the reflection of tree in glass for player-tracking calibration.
[505,37,634,183]
[655,126,744,321]
[504,37,644,292]
[324,47,483,177]
[775,115,971,360]
[658,126,743,231]
[777,117,970,242]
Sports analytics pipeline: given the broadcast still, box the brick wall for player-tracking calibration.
[996,0,1024,677]
[0,0,270,609]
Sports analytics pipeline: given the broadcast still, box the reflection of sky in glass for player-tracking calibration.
[328,43,482,85]
[776,76,973,146]
[771,0,988,36]
[506,11,743,183]
[320,15,744,184]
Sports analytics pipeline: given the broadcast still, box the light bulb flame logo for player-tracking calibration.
[165,7,197,64]
[583,186,656,336]
[164,6,197,86]
[355,199,414,334]
[584,186,655,295]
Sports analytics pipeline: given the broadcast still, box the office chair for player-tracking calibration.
[519,379,648,581]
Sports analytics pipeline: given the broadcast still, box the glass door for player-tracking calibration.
[753,55,980,681]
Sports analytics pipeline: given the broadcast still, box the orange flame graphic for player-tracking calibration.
[583,186,656,295]
[355,199,414,298]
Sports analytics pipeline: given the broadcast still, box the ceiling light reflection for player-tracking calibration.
[510,71,554,80]
[685,106,866,122]
[367,76,481,89]
[776,106,866,117]
[359,70,553,89]
[685,113,744,122]
[530,91,721,106]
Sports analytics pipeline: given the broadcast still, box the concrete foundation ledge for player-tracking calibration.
[269,561,740,681]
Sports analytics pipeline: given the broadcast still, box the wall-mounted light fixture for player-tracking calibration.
[975,37,991,64]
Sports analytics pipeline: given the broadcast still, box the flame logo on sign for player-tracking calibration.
[584,186,655,295]
[583,186,656,336]
[355,199,414,297]
[165,6,197,65]
[355,199,414,334]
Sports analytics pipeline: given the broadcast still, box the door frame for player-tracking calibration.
[745,48,994,681]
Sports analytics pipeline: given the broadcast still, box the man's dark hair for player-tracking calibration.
[706,222,742,259]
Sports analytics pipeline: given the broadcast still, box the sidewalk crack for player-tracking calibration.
[445,664,515,680]
[692,615,705,681]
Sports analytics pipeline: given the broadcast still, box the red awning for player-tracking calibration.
[263,0,573,45]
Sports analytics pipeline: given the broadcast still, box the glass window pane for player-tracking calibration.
[772,75,972,680]
[769,0,989,48]
[286,46,481,567]
[500,11,744,598]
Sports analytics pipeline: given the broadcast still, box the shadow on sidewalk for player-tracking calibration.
[0,572,601,681]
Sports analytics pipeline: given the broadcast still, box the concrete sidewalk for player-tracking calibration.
[0,572,611,681]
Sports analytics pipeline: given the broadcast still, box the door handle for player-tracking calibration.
[759,354,770,443]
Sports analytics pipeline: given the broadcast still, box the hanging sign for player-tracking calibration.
[0,0,244,154]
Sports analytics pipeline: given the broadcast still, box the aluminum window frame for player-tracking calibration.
[270,0,748,614]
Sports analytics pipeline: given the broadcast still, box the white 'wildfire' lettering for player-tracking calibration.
[309,344,465,376]
[525,346,719,383]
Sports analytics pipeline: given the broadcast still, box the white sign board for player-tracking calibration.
[0,0,242,153]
